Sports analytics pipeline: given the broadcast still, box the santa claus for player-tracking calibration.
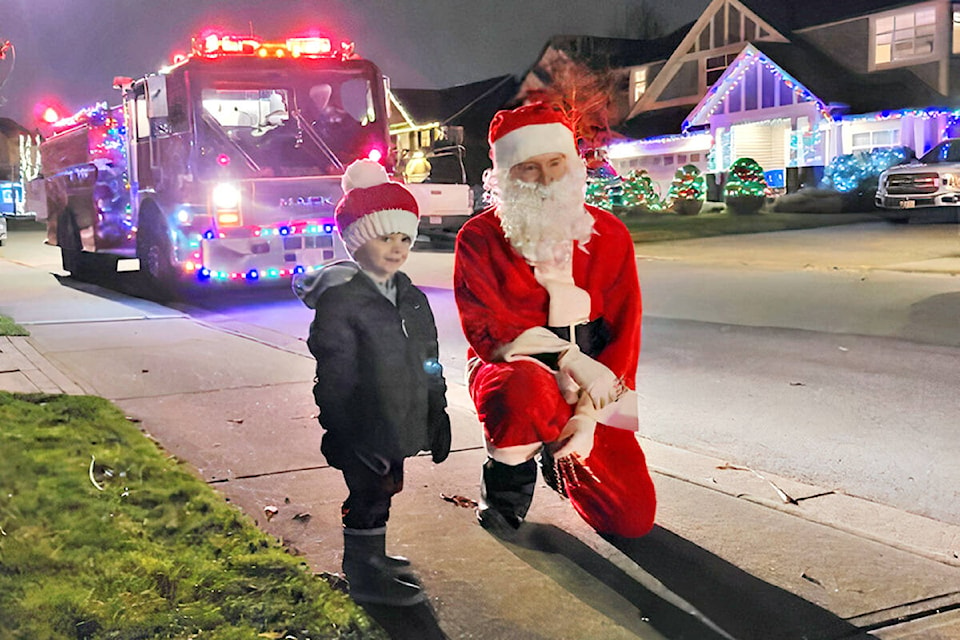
[453,102,657,538]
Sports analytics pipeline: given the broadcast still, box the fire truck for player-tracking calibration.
[36,32,394,294]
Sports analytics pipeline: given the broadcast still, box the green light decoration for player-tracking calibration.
[724,157,766,214]
[617,169,669,212]
[668,164,706,215]
[585,174,619,211]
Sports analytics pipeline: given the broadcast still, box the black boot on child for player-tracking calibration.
[342,528,425,606]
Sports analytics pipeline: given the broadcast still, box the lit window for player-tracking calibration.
[874,7,937,65]
[851,129,900,151]
[633,68,648,102]
[952,5,960,54]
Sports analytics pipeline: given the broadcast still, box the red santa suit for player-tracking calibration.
[454,202,657,538]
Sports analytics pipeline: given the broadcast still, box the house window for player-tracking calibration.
[706,53,739,86]
[851,129,901,151]
[874,7,936,65]
[633,68,648,102]
[953,4,960,54]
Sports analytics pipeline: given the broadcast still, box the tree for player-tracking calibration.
[621,1,667,40]
[526,53,619,152]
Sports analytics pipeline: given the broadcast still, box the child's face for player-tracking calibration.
[353,233,412,282]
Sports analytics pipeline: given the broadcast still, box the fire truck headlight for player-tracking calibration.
[212,183,241,210]
[176,207,193,224]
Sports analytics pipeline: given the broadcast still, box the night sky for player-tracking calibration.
[0,0,709,127]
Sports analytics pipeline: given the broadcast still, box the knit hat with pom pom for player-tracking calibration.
[335,159,420,255]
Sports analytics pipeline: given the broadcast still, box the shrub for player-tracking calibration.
[668,164,706,215]
[724,158,766,215]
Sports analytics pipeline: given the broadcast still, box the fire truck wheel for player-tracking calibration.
[137,209,178,299]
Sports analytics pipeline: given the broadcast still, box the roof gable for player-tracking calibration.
[684,43,829,129]
[630,0,788,117]
[739,0,917,32]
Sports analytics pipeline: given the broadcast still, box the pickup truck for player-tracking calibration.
[405,182,474,245]
[876,138,960,222]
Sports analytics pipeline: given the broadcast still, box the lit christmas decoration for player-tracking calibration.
[822,147,910,193]
[668,164,706,215]
[724,157,767,214]
[617,169,668,212]
[668,164,706,202]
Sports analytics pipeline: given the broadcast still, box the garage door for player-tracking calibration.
[732,119,788,171]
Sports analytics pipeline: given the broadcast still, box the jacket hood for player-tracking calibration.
[292,261,361,309]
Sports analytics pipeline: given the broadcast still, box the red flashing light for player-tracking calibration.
[42,107,61,124]
[287,37,333,57]
[192,31,350,60]
[216,154,231,166]
[367,148,383,163]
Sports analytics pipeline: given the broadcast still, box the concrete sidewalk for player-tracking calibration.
[2,255,959,639]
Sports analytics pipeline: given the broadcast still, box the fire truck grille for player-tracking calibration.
[247,177,342,224]
[885,173,940,194]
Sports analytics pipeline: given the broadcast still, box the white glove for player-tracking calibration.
[553,411,597,460]
[555,370,581,405]
[557,346,621,409]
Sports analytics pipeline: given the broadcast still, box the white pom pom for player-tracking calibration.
[341,159,389,192]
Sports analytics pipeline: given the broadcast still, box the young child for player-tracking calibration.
[293,159,451,606]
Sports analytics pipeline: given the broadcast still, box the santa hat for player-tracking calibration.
[335,159,420,254]
[488,102,578,170]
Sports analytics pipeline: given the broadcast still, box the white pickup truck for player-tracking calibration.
[405,182,474,245]
[876,138,960,222]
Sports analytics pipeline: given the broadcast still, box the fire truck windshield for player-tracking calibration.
[196,69,383,178]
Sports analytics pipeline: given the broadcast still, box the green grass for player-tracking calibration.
[621,208,881,243]
[0,392,386,640]
[0,315,29,336]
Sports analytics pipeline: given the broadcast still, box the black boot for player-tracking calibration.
[369,527,421,585]
[477,458,537,533]
[342,528,425,606]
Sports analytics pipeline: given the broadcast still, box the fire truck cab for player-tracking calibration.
[38,32,392,294]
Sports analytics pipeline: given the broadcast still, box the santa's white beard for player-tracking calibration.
[487,162,594,264]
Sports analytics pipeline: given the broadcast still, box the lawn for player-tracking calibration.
[0,391,385,639]
[621,207,882,243]
[0,314,29,336]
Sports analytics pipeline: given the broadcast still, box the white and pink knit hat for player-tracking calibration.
[488,102,579,170]
[335,159,420,254]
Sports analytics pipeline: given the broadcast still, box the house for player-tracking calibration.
[389,75,518,186]
[0,117,39,217]
[526,0,960,200]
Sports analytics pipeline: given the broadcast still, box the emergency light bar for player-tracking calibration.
[192,32,353,60]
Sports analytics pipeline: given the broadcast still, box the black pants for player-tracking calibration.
[339,452,405,530]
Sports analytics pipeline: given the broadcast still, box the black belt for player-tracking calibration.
[532,317,610,369]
